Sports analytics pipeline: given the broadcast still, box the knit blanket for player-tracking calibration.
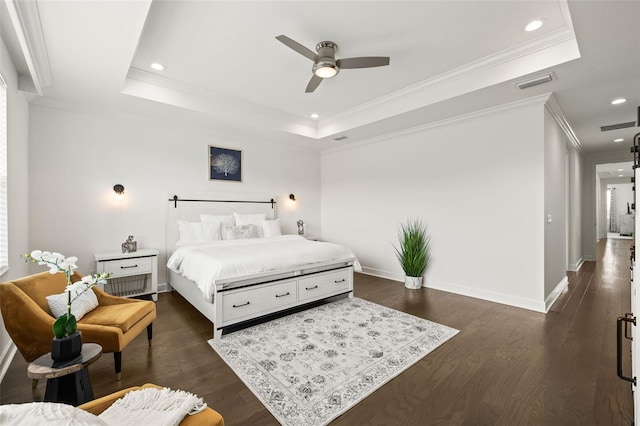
[98,387,207,426]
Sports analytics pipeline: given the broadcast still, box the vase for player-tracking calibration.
[404,276,423,290]
[51,332,82,362]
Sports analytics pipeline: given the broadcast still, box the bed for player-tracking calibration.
[166,194,361,339]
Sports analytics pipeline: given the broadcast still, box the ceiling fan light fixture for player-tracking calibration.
[313,62,338,79]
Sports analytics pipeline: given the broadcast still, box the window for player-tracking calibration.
[0,75,8,275]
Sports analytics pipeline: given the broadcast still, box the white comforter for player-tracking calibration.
[167,235,361,301]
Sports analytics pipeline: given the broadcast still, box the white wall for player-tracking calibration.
[321,100,547,311]
[610,183,634,221]
[543,108,568,300]
[598,178,634,236]
[28,104,321,284]
[0,37,30,380]
[567,147,584,271]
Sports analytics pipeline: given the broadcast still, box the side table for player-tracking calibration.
[27,343,102,406]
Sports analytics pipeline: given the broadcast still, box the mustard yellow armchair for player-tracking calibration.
[0,271,156,381]
[78,383,224,426]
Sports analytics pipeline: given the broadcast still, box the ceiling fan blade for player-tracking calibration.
[305,75,323,93]
[275,35,317,61]
[336,57,390,69]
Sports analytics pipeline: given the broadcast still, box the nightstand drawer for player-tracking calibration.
[99,256,152,278]
[222,280,298,323]
[298,269,351,302]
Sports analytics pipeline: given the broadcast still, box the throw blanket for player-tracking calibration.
[98,388,207,426]
[167,235,361,301]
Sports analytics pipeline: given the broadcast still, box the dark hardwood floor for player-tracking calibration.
[0,238,634,425]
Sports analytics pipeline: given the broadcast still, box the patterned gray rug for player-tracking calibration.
[209,297,459,426]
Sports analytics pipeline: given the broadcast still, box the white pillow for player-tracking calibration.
[223,224,256,240]
[234,213,267,237]
[46,282,99,320]
[200,214,236,240]
[176,220,221,246]
[262,218,282,238]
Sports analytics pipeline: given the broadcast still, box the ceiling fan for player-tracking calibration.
[275,35,390,93]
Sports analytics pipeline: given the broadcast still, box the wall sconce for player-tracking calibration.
[289,193,296,202]
[113,184,125,201]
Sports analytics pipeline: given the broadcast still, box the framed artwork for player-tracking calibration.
[209,145,242,182]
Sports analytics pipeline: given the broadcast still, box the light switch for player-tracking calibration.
[547,214,552,224]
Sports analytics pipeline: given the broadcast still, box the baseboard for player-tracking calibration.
[360,267,404,283]
[583,255,594,261]
[158,282,170,293]
[358,269,545,312]
[545,276,569,312]
[0,343,17,384]
[425,280,546,313]
[567,257,584,272]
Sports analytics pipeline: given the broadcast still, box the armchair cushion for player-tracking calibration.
[81,299,153,333]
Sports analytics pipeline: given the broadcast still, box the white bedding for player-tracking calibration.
[167,235,361,301]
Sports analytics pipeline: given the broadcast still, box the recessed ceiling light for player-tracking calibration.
[611,98,627,105]
[619,174,624,177]
[618,168,624,171]
[150,62,165,71]
[525,20,544,32]
[310,113,319,119]
[614,138,624,142]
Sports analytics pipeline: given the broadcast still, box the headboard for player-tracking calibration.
[166,193,278,256]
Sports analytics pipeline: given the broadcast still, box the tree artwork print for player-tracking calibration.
[209,146,242,181]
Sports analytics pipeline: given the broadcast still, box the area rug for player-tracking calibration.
[208,297,459,426]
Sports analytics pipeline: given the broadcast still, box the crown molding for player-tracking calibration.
[5,0,52,95]
[323,93,552,155]
[545,93,583,152]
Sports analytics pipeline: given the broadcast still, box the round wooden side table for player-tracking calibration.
[27,343,102,406]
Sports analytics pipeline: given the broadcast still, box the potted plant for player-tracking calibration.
[25,250,109,361]
[394,219,431,289]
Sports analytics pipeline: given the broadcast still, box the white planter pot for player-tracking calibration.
[404,276,423,289]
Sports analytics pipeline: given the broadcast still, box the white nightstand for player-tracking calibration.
[94,249,159,301]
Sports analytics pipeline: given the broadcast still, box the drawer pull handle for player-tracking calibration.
[305,285,319,291]
[275,292,290,298]
[334,279,346,283]
[120,264,138,269]
[232,301,250,308]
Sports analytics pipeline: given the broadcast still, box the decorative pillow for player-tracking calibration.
[223,224,256,240]
[0,402,107,425]
[176,220,221,246]
[234,213,267,238]
[262,218,282,238]
[46,282,99,320]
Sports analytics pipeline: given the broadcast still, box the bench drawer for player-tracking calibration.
[222,280,298,323]
[298,269,351,302]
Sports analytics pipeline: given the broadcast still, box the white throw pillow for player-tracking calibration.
[223,224,256,240]
[176,220,221,246]
[200,214,236,240]
[262,218,282,238]
[234,213,267,238]
[46,282,98,320]
[0,402,107,425]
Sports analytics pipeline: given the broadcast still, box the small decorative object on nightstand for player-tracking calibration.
[95,249,159,301]
[121,235,137,253]
[297,219,305,235]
